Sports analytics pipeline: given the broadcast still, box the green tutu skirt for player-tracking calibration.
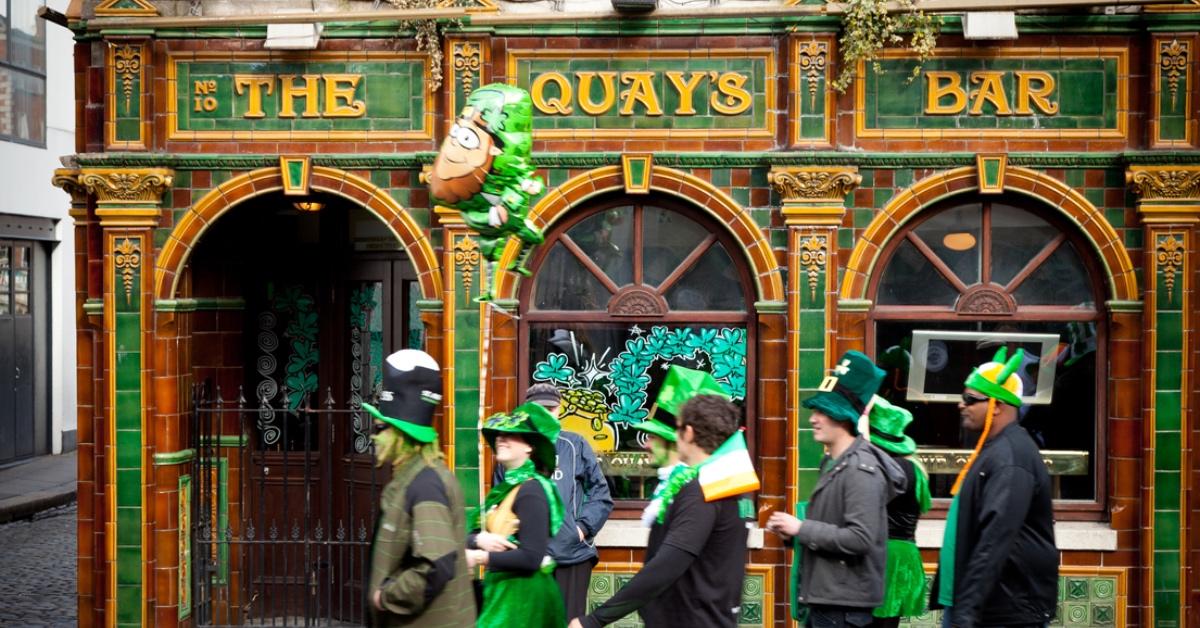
[874,539,927,619]
[478,568,566,628]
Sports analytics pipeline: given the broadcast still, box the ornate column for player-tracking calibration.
[1127,165,1200,628]
[768,166,861,509]
[433,205,487,510]
[78,167,173,627]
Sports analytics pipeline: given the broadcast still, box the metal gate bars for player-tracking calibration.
[190,384,385,627]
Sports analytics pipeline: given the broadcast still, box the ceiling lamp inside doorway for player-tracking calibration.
[294,201,324,213]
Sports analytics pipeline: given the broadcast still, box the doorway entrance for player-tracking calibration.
[0,238,49,465]
[187,193,422,625]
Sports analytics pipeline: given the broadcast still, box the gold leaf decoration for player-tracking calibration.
[114,238,141,306]
[1157,235,1184,304]
[799,235,827,301]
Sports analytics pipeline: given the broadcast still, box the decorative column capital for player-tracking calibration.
[51,168,90,217]
[78,167,174,227]
[434,206,466,228]
[768,166,861,226]
[1127,166,1200,224]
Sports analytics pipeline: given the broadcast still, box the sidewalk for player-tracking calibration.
[0,454,77,524]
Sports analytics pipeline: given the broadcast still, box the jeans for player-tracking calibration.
[807,604,875,628]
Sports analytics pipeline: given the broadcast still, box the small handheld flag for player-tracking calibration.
[698,429,761,502]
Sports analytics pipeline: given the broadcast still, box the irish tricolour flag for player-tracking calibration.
[698,429,761,502]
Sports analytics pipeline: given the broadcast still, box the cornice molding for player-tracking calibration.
[1128,166,1200,224]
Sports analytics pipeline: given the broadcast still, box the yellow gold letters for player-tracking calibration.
[576,72,617,115]
[531,72,574,115]
[665,71,707,115]
[1014,71,1059,115]
[322,74,366,118]
[711,72,752,115]
[620,72,664,116]
[925,70,1059,116]
[279,74,321,118]
[234,75,274,118]
[925,72,967,115]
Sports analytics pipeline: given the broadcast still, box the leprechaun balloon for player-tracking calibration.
[428,83,545,300]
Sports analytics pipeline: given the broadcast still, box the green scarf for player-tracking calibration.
[479,460,565,540]
[654,463,700,525]
[909,457,932,514]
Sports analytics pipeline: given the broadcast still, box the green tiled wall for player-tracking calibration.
[1151,232,1185,627]
[588,570,769,626]
[114,236,143,627]
[1155,40,1190,143]
[452,235,483,512]
[795,232,830,500]
[862,55,1122,132]
[113,46,144,144]
[901,573,1121,627]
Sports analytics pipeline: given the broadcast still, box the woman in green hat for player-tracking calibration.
[467,402,567,628]
[867,397,932,628]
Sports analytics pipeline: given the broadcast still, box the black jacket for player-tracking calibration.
[930,423,1058,627]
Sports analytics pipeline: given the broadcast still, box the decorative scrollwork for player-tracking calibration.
[453,41,482,99]
[768,167,862,202]
[256,311,281,446]
[956,285,1016,316]
[799,235,827,301]
[453,236,481,295]
[79,169,172,203]
[797,41,828,112]
[113,44,142,115]
[1157,235,1184,304]
[1128,169,1200,200]
[608,286,666,317]
[113,238,140,306]
[1160,39,1189,112]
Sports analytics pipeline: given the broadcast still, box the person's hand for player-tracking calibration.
[568,618,585,628]
[577,526,586,542]
[475,531,516,552]
[372,589,383,611]
[466,549,489,569]
[766,512,802,539]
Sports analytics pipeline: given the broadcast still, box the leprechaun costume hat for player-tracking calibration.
[801,350,886,434]
[867,396,918,456]
[635,365,732,443]
[482,402,561,478]
[951,347,1025,494]
[362,349,443,443]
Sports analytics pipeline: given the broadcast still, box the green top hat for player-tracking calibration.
[641,366,732,443]
[482,402,561,478]
[867,396,917,455]
[964,347,1026,407]
[632,417,677,443]
[801,350,886,429]
[362,350,442,444]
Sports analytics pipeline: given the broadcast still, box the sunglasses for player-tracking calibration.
[961,393,990,406]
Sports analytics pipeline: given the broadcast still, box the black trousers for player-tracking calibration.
[554,558,596,619]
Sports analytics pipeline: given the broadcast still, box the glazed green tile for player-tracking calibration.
[797,426,827,466]
[1156,471,1181,511]
[799,116,825,140]
[1155,392,1182,431]
[1155,432,1180,469]
[1154,550,1180,590]
[116,585,141,624]
[1154,351,1182,390]
[117,439,141,470]
[116,550,141,585]
[1064,170,1085,187]
[1153,512,1180,551]
[457,468,480,508]
[838,228,854,250]
[117,507,141,546]
[116,467,141,504]
[1124,229,1143,251]
[116,312,141,346]
[115,352,141,391]
[1103,208,1125,229]
[799,317,826,348]
[795,468,820,500]
[115,391,141,430]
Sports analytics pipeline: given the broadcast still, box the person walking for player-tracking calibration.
[931,348,1058,628]
[470,402,568,628]
[364,350,475,627]
[493,383,613,619]
[866,398,932,628]
[767,350,907,628]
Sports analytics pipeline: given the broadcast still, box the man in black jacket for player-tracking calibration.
[931,348,1058,628]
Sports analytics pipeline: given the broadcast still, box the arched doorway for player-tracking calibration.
[184,191,424,624]
[518,195,756,511]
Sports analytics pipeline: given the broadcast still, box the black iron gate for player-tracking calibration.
[190,384,385,627]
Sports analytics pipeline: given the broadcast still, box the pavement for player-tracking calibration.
[0,502,78,626]
[0,454,77,524]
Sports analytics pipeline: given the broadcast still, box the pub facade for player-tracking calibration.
[54,0,1200,626]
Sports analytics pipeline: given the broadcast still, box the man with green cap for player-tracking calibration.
[930,348,1057,628]
[866,397,932,628]
[364,349,475,627]
[766,350,907,627]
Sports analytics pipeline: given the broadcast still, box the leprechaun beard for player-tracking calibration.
[428,154,494,204]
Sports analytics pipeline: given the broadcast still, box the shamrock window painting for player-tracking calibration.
[528,323,748,500]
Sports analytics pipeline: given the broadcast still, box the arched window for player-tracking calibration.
[870,196,1105,511]
[520,197,755,507]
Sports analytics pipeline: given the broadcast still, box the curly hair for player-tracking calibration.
[678,394,741,453]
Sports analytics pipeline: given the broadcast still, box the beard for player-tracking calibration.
[429,152,495,205]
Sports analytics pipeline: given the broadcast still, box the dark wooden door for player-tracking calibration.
[0,240,46,465]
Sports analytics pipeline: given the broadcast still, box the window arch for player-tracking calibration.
[869,194,1105,511]
[520,196,755,507]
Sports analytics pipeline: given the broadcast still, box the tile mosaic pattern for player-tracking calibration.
[112,235,143,627]
[167,52,432,140]
[900,573,1122,627]
[789,36,834,146]
[508,50,775,138]
[1153,36,1194,146]
[793,229,833,501]
[587,570,769,627]
[107,41,148,149]
[858,48,1127,138]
